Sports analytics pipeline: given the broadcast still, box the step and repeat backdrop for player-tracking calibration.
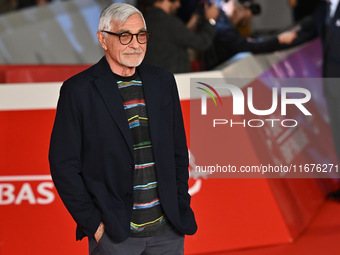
[1,39,339,254]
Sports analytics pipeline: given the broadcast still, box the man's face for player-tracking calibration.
[162,0,181,15]
[169,0,181,15]
[98,14,147,72]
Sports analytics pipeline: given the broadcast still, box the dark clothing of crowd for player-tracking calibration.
[144,6,214,73]
[203,9,283,70]
[292,0,319,22]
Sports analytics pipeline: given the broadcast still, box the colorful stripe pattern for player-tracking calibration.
[116,74,171,237]
[130,215,167,232]
[134,181,158,191]
[128,115,148,129]
[133,198,160,209]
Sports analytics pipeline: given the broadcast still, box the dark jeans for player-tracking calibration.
[88,228,185,255]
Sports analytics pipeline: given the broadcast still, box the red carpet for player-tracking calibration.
[208,199,340,255]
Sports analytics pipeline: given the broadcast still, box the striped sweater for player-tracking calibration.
[115,72,171,237]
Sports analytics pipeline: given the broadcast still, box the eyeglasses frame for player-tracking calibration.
[101,30,151,45]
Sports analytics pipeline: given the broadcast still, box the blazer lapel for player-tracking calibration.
[93,58,134,158]
[331,1,340,24]
[138,63,161,156]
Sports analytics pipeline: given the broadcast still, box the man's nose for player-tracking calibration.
[129,35,139,47]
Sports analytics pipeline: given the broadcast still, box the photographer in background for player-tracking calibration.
[203,0,297,70]
[140,0,219,73]
[233,0,260,37]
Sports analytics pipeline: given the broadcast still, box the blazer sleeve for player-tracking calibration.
[49,81,101,239]
[170,15,215,51]
[217,26,282,54]
[292,17,319,46]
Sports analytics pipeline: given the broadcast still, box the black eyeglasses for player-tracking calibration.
[101,30,151,45]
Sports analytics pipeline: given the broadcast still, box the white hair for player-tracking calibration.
[98,3,146,32]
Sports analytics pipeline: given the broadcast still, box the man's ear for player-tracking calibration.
[97,31,108,50]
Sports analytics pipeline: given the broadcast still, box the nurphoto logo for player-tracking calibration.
[195,80,312,128]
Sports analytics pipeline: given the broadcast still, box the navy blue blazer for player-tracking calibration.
[49,57,197,242]
[294,1,340,79]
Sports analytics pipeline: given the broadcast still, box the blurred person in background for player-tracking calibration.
[233,0,254,37]
[203,0,297,70]
[288,0,319,22]
[291,0,340,78]
[140,0,219,73]
[288,0,340,198]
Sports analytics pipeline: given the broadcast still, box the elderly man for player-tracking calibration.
[49,3,197,255]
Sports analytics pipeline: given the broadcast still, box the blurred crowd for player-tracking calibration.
[0,0,322,74]
[137,0,302,73]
